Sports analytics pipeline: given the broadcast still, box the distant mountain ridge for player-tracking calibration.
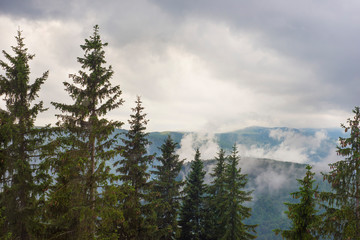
[112,126,342,239]
[143,126,341,239]
[178,156,329,240]
[144,126,344,162]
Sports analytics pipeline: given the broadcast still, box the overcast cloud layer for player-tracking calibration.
[0,0,358,132]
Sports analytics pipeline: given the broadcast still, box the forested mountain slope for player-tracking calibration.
[179,157,329,240]
[143,127,338,239]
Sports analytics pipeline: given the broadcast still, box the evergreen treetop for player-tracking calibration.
[0,30,49,240]
[221,144,256,240]
[320,106,360,239]
[274,165,320,240]
[179,148,207,240]
[114,96,156,239]
[152,135,184,239]
[203,148,227,240]
[47,25,124,239]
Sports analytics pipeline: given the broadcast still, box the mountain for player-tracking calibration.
[110,126,341,239]
[179,157,331,240]
[146,126,344,162]
[142,126,342,239]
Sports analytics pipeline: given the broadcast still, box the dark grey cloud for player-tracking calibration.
[0,0,358,131]
[0,0,42,18]
[151,0,360,110]
[0,0,82,20]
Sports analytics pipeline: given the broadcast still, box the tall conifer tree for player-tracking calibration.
[0,30,49,240]
[114,96,156,239]
[274,165,320,240]
[221,144,256,240]
[152,135,184,239]
[178,149,207,240]
[320,107,360,239]
[48,25,124,239]
[204,149,227,240]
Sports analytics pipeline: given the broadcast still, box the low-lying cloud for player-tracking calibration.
[176,127,342,193]
[237,129,329,163]
[176,132,219,162]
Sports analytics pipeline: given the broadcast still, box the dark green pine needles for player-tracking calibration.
[114,96,156,239]
[0,30,50,240]
[179,149,207,240]
[274,165,319,240]
[203,149,227,240]
[48,25,124,239]
[320,107,360,239]
[220,145,257,240]
[152,135,184,239]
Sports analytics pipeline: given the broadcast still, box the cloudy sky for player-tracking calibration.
[0,0,359,132]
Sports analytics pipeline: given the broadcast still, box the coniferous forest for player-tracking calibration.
[1,25,360,240]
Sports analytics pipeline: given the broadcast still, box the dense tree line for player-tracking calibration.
[1,25,360,240]
[274,107,360,240]
[0,26,255,239]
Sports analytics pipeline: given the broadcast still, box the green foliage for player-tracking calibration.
[152,135,184,239]
[0,30,50,240]
[220,144,257,240]
[203,149,227,240]
[179,149,207,240]
[97,184,128,240]
[274,165,320,240]
[320,106,360,239]
[47,25,124,239]
[0,208,11,240]
[114,96,156,239]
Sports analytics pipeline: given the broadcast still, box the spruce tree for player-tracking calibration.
[0,109,13,183]
[320,106,360,239]
[274,165,320,240]
[221,144,256,240]
[178,149,207,240]
[152,135,184,239]
[48,25,124,239]
[114,96,156,239]
[0,110,13,240]
[0,30,49,240]
[204,149,227,240]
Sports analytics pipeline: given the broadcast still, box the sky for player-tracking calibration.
[0,0,359,132]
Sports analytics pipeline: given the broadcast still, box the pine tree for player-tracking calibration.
[0,30,49,240]
[152,135,184,239]
[178,149,207,240]
[320,107,360,239]
[48,25,124,239]
[114,96,156,239]
[0,109,13,183]
[221,144,256,240]
[0,110,13,240]
[274,165,320,240]
[203,149,227,240]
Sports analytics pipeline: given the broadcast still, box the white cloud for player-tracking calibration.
[237,129,329,163]
[254,167,290,193]
[0,0,357,132]
[176,132,219,162]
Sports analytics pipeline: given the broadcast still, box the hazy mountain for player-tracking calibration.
[142,126,342,239]
[146,126,345,162]
[110,126,342,239]
[178,157,332,240]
